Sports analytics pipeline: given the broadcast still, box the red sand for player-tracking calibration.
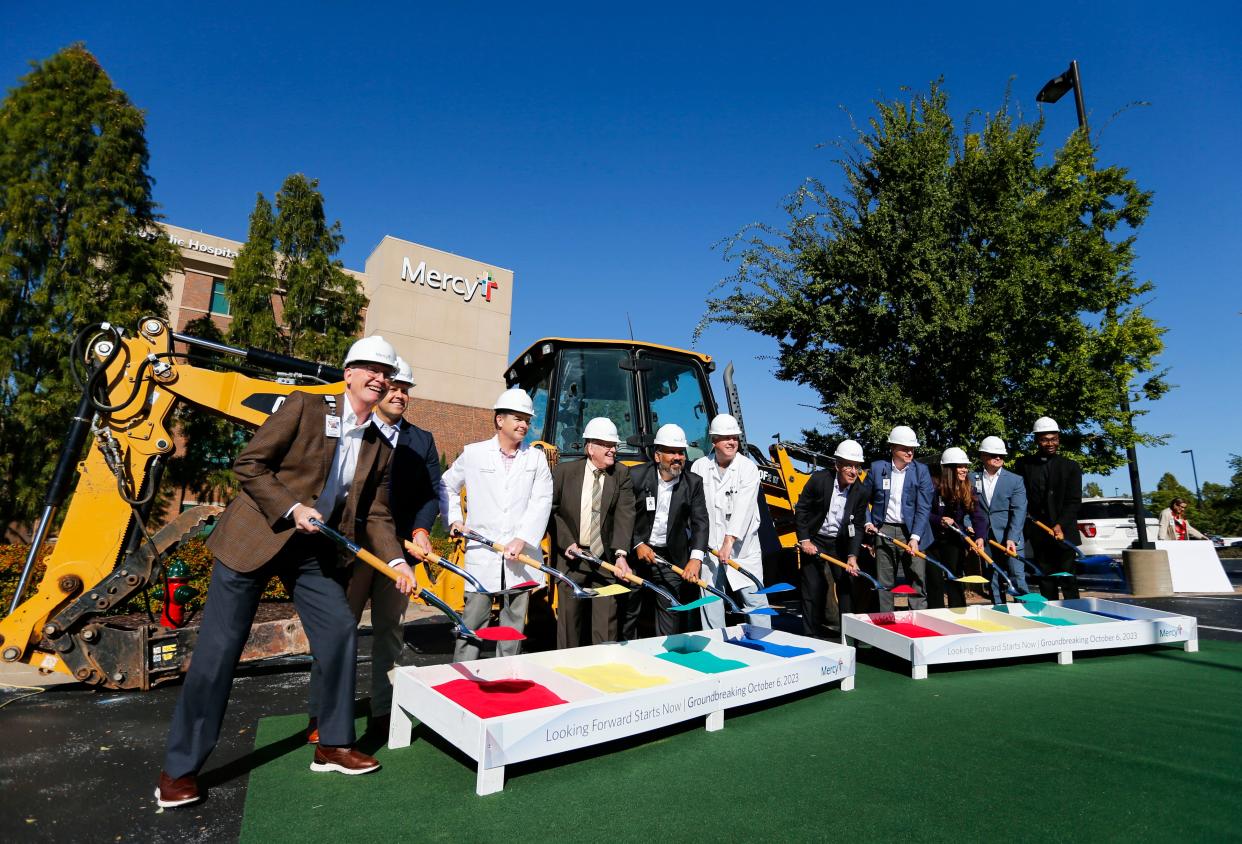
[873,621,942,638]
[432,678,568,718]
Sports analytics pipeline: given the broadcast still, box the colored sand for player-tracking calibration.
[725,636,815,658]
[874,621,943,638]
[952,619,1013,633]
[554,663,671,693]
[431,678,567,718]
[1028,616,1076,626]
[656,649,749,674]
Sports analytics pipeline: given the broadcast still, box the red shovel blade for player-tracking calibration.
[890,585,919,595]
[474,626,525,642]
[511,580,541,589]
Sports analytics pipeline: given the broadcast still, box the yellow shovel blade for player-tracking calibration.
[592,584,631,597]
[957,575,990,584]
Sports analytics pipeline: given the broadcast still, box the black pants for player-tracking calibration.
[926,536,968,608]
[800,536,864,636]
[163,535,357,778]
[1030,532,1080,599]
[620,547,699,640]
[556,564,620,648]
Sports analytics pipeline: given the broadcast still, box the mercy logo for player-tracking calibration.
[401,258,498,304]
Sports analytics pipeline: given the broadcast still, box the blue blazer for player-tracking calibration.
[390,420,443,541]
[866,459,934,550]
[970,468,1027,553]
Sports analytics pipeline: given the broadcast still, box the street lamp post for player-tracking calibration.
[1037,60,1152,549]
[1181,449,1202,507]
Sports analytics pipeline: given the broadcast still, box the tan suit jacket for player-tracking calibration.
[207,390,404,572]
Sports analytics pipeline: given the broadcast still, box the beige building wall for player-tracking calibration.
[361,236,511,409]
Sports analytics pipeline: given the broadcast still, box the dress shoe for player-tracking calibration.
[306,718,319,744]
[154,771,201,808]
[311,745,380,775]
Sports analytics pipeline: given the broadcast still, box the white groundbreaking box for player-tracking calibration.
[841,599,1197,680]
[388,625,854,795]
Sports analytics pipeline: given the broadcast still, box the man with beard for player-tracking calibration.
[623,424,709,638]
[1014,418,1082,600]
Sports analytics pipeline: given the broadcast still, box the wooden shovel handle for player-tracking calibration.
[712,549,744,571]
[666,561,712,590]
[888,535,928,561]
[1032,519,1058,537]
[988,539,1017,557]
[817,551,852,572]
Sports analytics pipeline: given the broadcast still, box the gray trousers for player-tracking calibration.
[308,558,410,719]
[454,590,529,662]
[164,539,356,777]
[876,522,927,611]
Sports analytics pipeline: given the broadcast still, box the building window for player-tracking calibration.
[209,279,231,316]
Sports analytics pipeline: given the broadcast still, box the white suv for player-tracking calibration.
[1077,497,1159,558]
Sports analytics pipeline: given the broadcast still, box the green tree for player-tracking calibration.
[226,174,366,363]
[1084,482,1104,498]
[698,82,1166,473]
[0,45,176,530]
[1199,455,1242,536]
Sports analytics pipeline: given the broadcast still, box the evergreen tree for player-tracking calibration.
[698,82,1167,473]
[226,174,366,365]
[0,44,176,530]
[1084,482,1104,498]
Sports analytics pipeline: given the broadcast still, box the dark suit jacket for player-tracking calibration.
[866,458,936,549]
[1013,453,1083,546]
[794,469,870,558]
[629,463,709,565]
[389,419,442,541]
[549,459,636,575]
[207,390,403,572]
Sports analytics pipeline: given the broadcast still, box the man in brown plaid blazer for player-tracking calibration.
[156,337,412,808]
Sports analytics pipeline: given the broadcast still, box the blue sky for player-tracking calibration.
[5,1,1239,491]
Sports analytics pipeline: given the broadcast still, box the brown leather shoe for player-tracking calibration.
[311,745,381,775]
[306,717,319,744]
[154,771,201,808]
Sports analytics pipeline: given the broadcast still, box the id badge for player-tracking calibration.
[848,524,855,538]
[325,415,342,437]
[882,478,891,490]
[646,495,656,512]
[974,479,982,492]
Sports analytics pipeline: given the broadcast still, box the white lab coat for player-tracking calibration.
[440,436,553,593]
[691,452,762,591]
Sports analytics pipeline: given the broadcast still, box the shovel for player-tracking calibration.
[652,553,778,617]
[943,523,1047,607]
[986,539,1070,578]
[309,519,523,643]
[452,527,628,600]
[875,532,980,585]
[570,549,716,612]
[447,528,545,594]
[812,547,890,593]
[709,550,795,595]
[1029,517,1085,559]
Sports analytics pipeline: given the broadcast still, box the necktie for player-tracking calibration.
[588,469,605,557]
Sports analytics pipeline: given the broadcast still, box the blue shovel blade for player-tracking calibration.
[745,607,779,616]
[670,595,720,612]
[754,582,795,595]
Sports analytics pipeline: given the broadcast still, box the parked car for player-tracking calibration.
[1076,497,1159,558]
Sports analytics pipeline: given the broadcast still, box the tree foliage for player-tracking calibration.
[1152,459,1242,536]
[1084,482,1104,498]
[227,174,366,363]
[0,45,176,530]
[698,82,1167,473]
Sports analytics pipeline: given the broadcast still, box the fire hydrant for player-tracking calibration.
[160,559,198,628]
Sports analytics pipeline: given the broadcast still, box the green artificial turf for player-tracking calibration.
[240,643,1242,842]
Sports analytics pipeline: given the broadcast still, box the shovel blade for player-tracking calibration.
[670,595,720,612]
[474,626,526,641]
[755,582,795,595]
[957,575,990,584]
[744,607,779,616]
[1049,571,1074,577]
[590,584,631,598]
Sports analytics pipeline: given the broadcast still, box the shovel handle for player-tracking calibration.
[571,549,646,587]
[817,551,853,572]
[888,535,927,560]
[988,539,1017,557]
[665,561,712,590]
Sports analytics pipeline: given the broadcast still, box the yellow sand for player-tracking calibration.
[952,618,1013,633]
[554,662,672,693]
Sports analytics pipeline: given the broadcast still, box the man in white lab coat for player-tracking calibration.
[691,414,770,629]
[440,388,553,662]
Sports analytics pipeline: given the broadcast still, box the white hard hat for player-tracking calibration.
[1032,417,1059,434]
[343,335,398,371]
[653,423,689,449]
[708,413,743,437]
[940,447,970,465]
[391,357,415,386]
[493,388,535,416]
[978,435,1007,456]
[887,425,920,448]
[833,439,865,462]
[582,417,621,444]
